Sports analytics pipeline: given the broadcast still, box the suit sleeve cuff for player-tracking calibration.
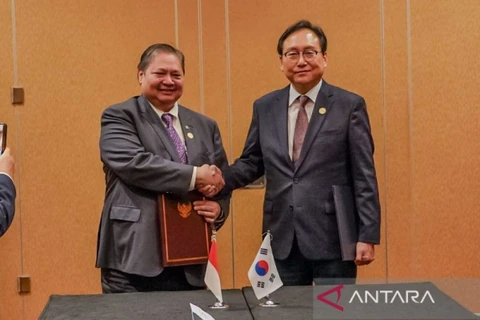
[0,172,13,183]
[216,209,225,222]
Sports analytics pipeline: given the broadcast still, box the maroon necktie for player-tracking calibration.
[161,113,188,164]
[292,95,309,162]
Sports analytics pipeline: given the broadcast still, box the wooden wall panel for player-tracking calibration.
[230,189,265,288]
[15,0,174,318]
[0,2,23,319]
[177,0,201,113]
[410,0,480,277]
[383,0,414,278]
[408,1,480,310]
[201,0,234,288]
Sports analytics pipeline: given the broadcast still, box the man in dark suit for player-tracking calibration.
[0,147,16,237]
[224,20,381,285]
[96,43,230,293]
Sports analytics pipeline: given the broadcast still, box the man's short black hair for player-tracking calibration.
[277,20,327,55]
[137,43,185,74]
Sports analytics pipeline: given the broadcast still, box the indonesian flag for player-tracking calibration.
[247,234,283,299]
[204,239,223,303]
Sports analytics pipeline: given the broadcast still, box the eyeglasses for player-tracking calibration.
[283,50,319,62]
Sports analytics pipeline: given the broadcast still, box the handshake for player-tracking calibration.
[194,164,225,198]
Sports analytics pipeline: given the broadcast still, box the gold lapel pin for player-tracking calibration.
[187,132,194,139]
[319,107,327,115]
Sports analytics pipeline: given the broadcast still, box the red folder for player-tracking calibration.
[158,191,211,267]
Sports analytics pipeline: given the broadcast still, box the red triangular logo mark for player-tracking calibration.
[317,284,344,311]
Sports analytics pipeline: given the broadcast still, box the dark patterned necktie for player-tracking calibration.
[161,113,188,164]
[292,95,310,162]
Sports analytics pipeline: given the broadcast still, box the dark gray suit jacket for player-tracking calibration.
[226,81,380,260]
[96,96,230,286]
[0,173,15,237]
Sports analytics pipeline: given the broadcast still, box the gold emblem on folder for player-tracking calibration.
[319,107,327,115]
[177,201,192,218]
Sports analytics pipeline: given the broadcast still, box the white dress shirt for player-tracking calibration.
[287,80,323,159]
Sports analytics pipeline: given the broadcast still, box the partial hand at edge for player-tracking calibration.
[0,147,15,178]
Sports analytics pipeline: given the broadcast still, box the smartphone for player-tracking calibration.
[0,123,7,154]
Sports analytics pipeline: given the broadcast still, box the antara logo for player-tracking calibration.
[349,290,435,304]
[317,285,435,312]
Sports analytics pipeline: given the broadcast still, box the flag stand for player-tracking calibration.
[206,228,229,309]
[250,231,282,307]
[209,300,229,309]
[259,294,279,307]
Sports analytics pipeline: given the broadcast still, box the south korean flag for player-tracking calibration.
[247,232,283,299]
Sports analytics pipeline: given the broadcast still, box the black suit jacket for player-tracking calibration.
[0,173,15,237]
[96,96,230,286]
[226,81,380,260]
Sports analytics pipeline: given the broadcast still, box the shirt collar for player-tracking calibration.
[288,79,323,106]
[147,100,180,119]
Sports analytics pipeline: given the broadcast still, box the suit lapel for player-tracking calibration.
[295,82,334,171]
[178,106,202,165]
[273,87,293,168]
[138,95,181,163]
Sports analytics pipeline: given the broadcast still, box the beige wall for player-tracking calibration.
[1,0,479,318]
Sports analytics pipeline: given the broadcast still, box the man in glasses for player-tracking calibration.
[224,20,381,285]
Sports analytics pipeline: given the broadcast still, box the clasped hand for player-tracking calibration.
[195,164,224,198]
